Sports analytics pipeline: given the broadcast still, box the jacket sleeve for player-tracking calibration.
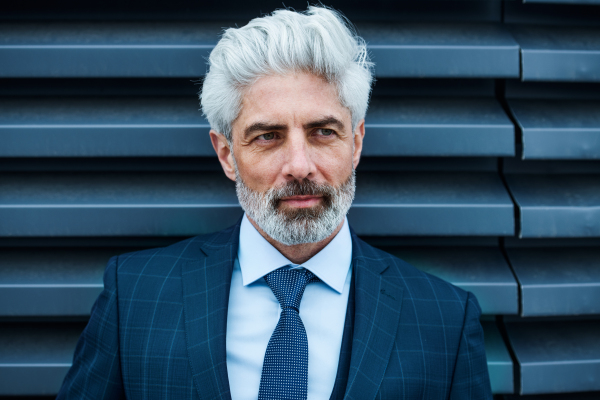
[56,256,126,400]
[449,292,493,400]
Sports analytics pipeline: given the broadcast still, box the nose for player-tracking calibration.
[281,131,315,181]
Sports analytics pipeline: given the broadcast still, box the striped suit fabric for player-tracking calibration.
[57,219,492,399]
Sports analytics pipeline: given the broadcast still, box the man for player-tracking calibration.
[58,6,492,399]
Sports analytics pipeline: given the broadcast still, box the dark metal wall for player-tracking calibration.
[1,0,599,398]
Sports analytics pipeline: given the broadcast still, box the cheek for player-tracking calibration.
[313,145,354,179]
[236,151,284,188]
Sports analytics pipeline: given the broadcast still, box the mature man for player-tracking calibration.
[58,6,492,399]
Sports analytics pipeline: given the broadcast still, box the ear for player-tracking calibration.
[352,119,365,170]
[210,130,237,181]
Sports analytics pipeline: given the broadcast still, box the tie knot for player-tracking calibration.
[264,267,319,310]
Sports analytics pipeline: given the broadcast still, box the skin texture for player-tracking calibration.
[211,72,365,264]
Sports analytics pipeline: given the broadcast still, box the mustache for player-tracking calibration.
[269,179,337,201]
[267,179,335,219]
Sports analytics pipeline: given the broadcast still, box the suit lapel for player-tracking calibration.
[181,223,240,400]
[344,236,404,400]
[179,221,403,400]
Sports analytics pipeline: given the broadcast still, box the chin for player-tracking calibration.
[277,201,329,219]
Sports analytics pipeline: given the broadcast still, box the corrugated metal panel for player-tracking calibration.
[511,26,600,81]
[364,98,515,157]
[0,171,514,237]
[0,97,212,157]
[503,159,600,174]
[0,1,504,23]
[508,100,600,159]
[503,393,600,400]
[357,23,520,78]
[505,2,600,27]
[505,319,600,394]
[0,248,117,316]
[351,172,514,236]
[505,80,600,100]
[23,242,532,319]
[0,323,84,396]
[0,172,241,236]
[505,246,600,316]
[0,22,520,78]
[0,96,515,158]
[482,321,514,394]
[0,22,218,78]
[505,174,600,237]
[526,0,600,3]
[0,320,513,396]
[382,246,518,315]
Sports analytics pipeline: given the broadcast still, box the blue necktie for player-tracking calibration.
[258,267,319,400]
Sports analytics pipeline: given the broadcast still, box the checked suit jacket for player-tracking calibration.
[57,220,492,399]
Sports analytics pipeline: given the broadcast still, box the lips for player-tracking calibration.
[280,195,323,208]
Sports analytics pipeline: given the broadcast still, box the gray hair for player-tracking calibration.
[200,6,374,142]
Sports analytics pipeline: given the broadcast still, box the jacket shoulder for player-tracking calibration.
[112,221,239,286]
[354,235,471,306]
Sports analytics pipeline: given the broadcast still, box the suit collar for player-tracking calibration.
[344,230,404,400]
[181,219,241,400]
[238,214,352,293]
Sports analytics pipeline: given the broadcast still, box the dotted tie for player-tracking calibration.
[258,267,319,400]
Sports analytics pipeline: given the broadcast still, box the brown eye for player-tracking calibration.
[320,129,334,136]
[261,132,275,140]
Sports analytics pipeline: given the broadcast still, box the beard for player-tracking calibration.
[235,169,356,246]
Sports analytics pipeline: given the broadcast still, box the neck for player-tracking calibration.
[247,216,345,265]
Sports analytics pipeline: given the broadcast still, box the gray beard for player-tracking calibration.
[235,169,356,246]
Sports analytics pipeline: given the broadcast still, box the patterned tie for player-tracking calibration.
[258,267,319,400]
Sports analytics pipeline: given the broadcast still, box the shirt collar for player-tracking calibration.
[238,213,352,294]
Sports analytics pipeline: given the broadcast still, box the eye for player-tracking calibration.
[318,128,334,136]
[259,132,275,140]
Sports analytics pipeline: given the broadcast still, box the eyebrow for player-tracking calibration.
[243,116,345,140]
[244,122,287,139]
[303,116,345,131]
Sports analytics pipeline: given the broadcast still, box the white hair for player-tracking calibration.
[200,6,374,142]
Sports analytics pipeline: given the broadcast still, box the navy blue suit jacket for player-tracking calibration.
[58,221,492,399]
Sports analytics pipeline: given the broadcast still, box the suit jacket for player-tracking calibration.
[57,220,492,399]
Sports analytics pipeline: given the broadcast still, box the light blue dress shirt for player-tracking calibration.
[226,214,353,400]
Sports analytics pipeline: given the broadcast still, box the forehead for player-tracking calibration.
[233,72,351,131]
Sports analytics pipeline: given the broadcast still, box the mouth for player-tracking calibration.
[279,195,323,208]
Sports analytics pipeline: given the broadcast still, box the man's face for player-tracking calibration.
[211,72,365,244]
